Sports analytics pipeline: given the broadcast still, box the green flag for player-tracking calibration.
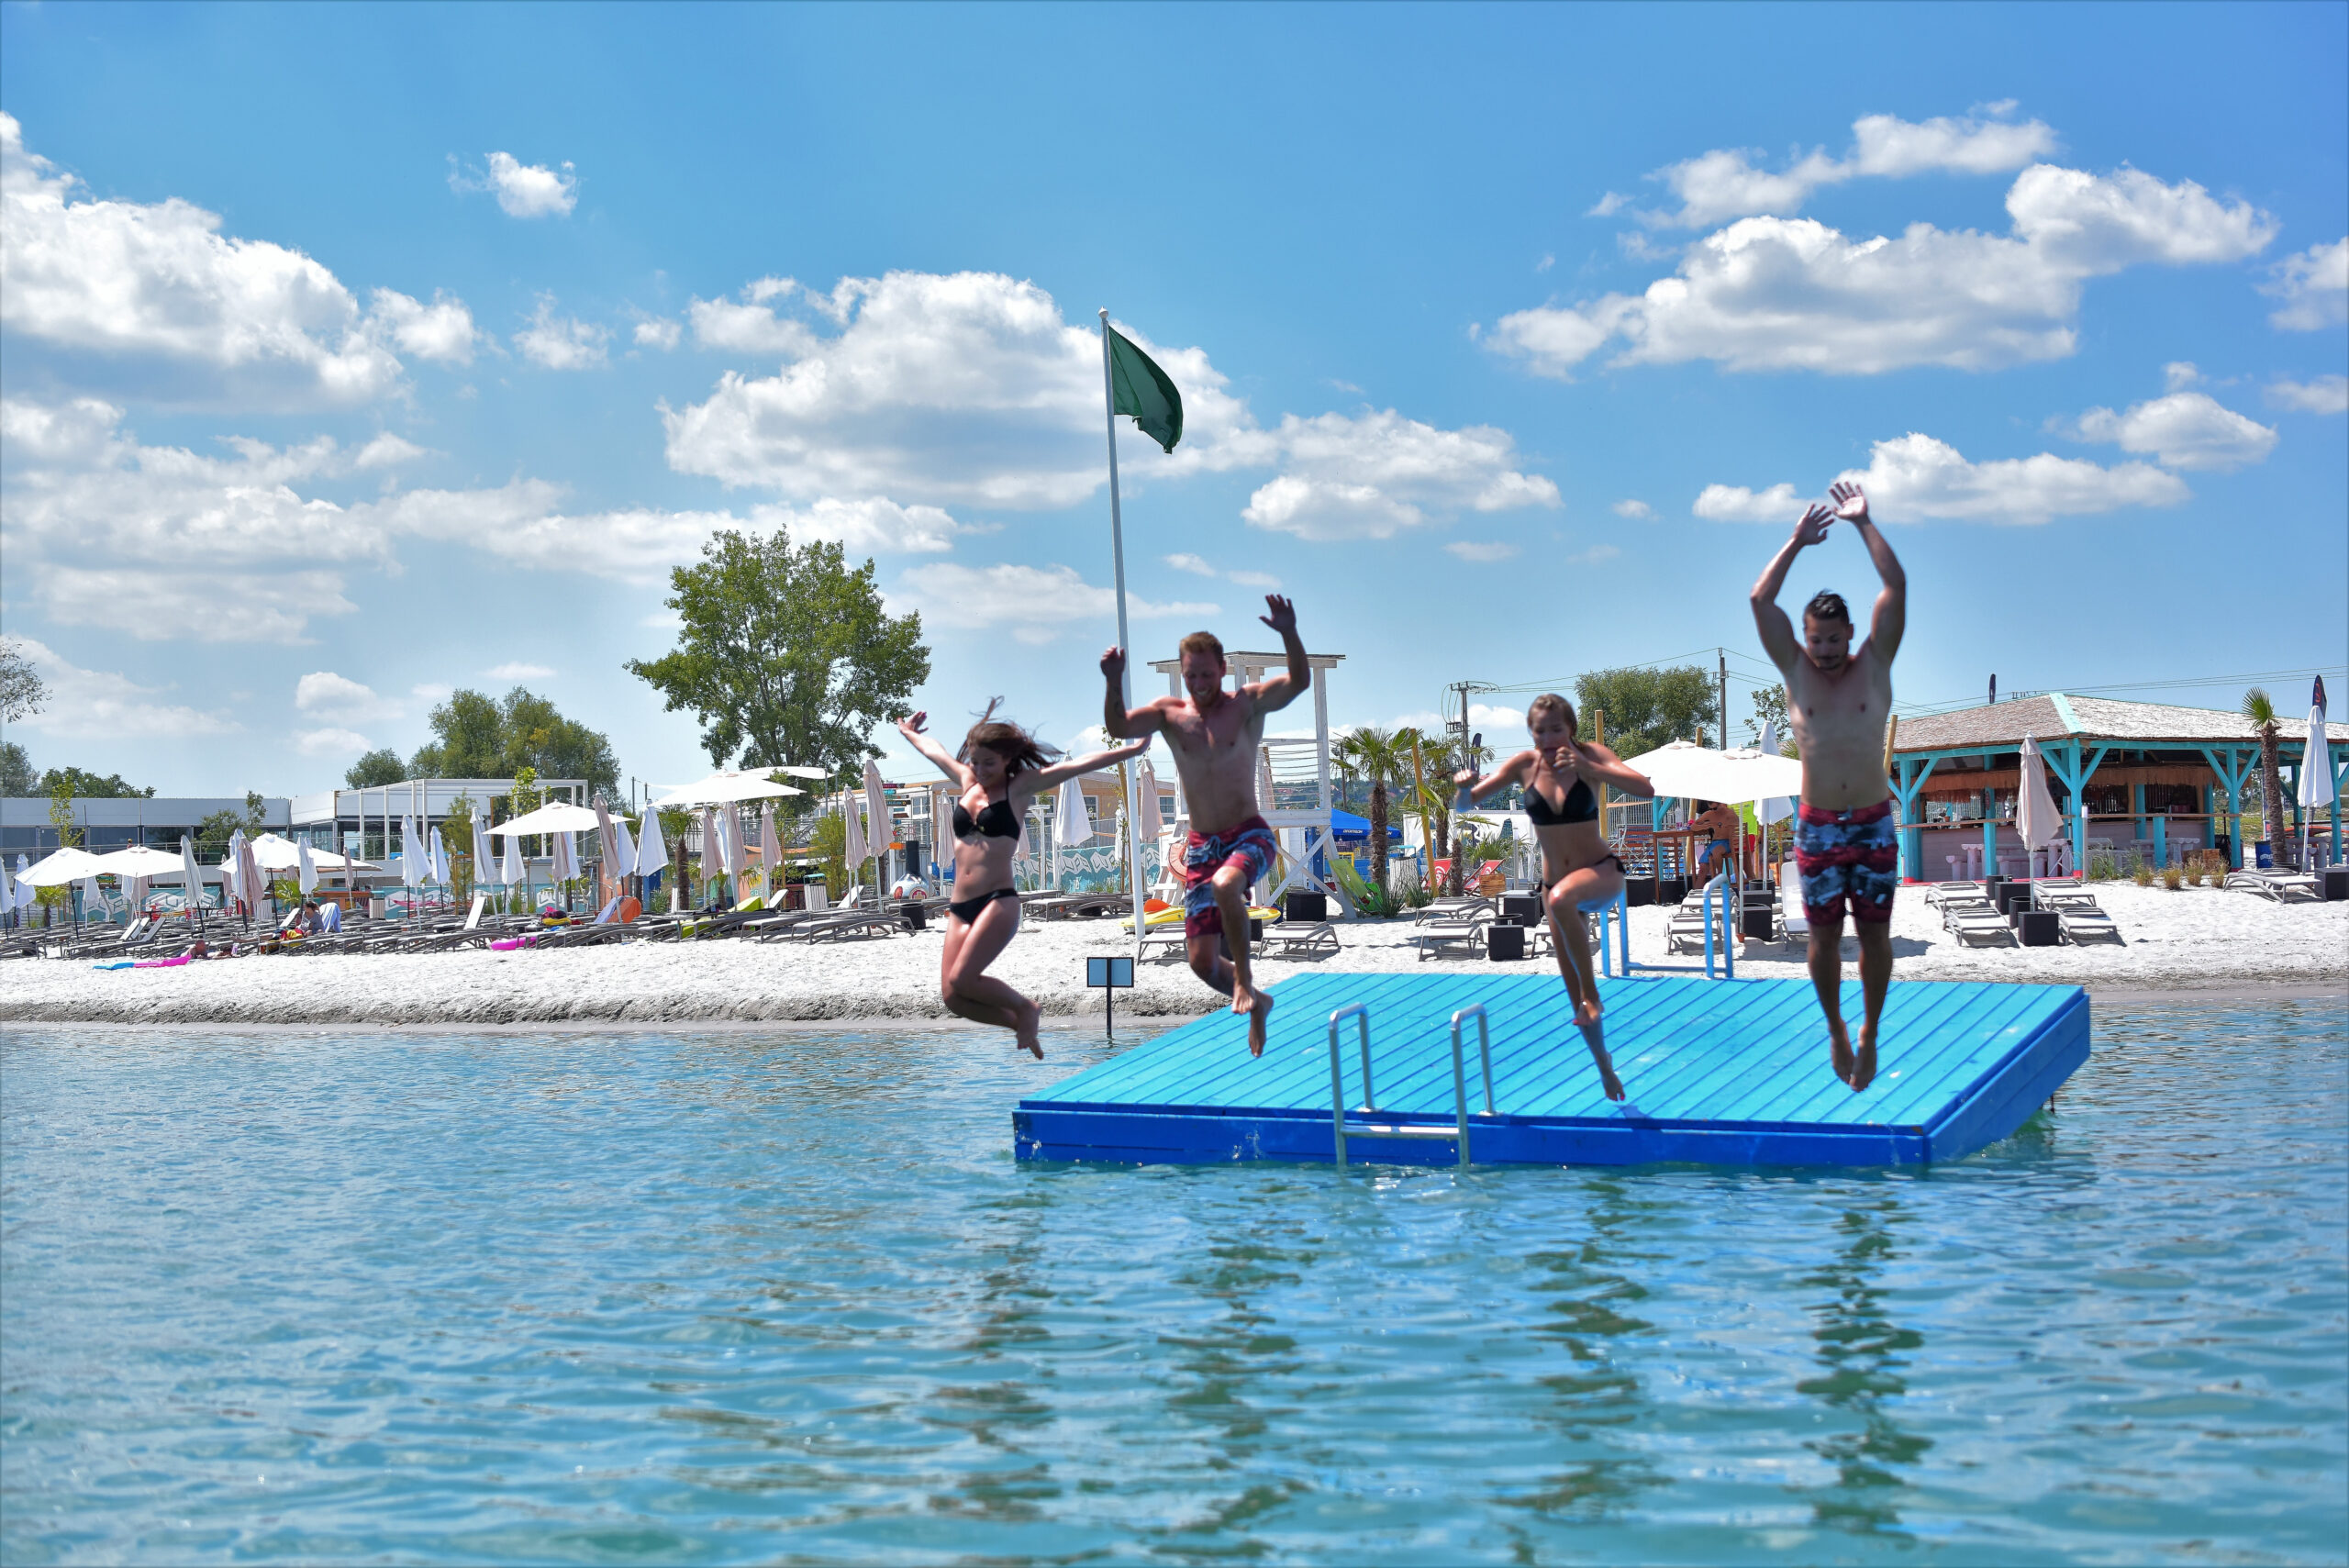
[1107,325,1183,454]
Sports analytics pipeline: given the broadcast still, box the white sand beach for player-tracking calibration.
[5,882,2342,1028]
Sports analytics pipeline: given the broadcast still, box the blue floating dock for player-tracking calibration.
[1015,973,2087,1168]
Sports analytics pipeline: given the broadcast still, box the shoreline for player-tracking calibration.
[6,883,2339,1029]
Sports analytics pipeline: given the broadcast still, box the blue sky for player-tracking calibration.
[3,0,2343,798]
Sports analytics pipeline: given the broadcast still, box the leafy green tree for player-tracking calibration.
[1574,664,1715,759]
[407,687,618,800]
[2,741,39,796]
[2243,687,2286,854]
[0,637,46,726]
[196,791,270,859]
[626,531,930,774]
[346,748,406,789]
[1332,726,1409,892]
[38,765,155,799]
[1743,682,1800,758]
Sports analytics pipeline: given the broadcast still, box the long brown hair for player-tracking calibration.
[958,698,1056,781]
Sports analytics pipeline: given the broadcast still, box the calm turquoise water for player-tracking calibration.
[3,1000,2343,1565]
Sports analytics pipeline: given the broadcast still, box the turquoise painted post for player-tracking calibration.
[1892,757,1937,880]
[2154,813,2167,868]
[2132,778,2145,857]
[2332,744,2344,865]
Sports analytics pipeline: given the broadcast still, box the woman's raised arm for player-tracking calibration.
[896,712,973,789]
[1024,738,1151,795]
[1454,749,1532,806]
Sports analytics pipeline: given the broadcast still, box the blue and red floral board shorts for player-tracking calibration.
[1795,798,1898,924]
[1182,815,1277,938]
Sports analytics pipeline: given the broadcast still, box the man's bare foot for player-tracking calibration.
[1827,1018,1854,1085]
[1016,1000,1044,1061]
[1236,984,1274,1057]
[1850,1022,1877,1092]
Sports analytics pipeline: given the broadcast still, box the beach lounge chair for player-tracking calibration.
[2225,868,2320,903]
[1938,891,2016,947]
[1409,909,1491,962]
[1138,924,1187,962]
[1264,920,1339,959]
[1667,877,1732,955]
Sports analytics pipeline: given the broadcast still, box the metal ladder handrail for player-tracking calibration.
[1326,1003,1496,1169]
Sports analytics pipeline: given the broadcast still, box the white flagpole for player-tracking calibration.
[1101,309,1146,962]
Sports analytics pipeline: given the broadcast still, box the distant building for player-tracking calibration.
[1,795,290,857]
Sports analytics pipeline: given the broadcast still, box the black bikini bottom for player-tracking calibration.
[948,886,1021,923]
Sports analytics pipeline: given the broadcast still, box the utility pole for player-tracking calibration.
[1718,650,1729,751]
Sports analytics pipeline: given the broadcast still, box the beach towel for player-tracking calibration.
[490,934,538,951]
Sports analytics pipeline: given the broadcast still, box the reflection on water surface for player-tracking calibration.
[2,1000,2342,1564]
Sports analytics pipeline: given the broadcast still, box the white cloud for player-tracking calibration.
[295,671,400,723]
[2,397,387,640]
[7,636,235,739]
[352,432,427,469]
[370,288,476,364]
[1493,161,2275,377]
[1611,498,1654,519]
[514,295,607,370]
[295,727,372,758]
[1164,551,1216,576]
[1693,482,1802,522]
[900,562,1218,645]
[484,662,555,681]
[1445,540,1519,562]
[1241,410,1558,542]
[633,317,682,350]
[1569,543,1622,566]
[449,151,578,218]
[1698,435,2188,526]
[2164,361,2201,392]
[2268,375,2349,416]
[1640,110,2059,228]
[2069,390,2278,471]
[662,271,1268,508]
[2263,237,2348,330]
[1587,192,1631,217]
[1,111,425,408]
[1164,551,1282,588]
[1227,568,1282,589]
[689,278,820,356]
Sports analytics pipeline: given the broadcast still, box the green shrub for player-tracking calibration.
[2131,862,2154,887]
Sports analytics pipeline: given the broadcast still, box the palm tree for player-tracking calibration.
[1333,726,1408,893]
[2243,687,2287,865]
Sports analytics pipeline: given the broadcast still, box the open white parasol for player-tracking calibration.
[651,771,807,808]
[489,801,603,836]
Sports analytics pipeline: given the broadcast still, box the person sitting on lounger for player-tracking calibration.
[1455,694,1654,1100]
[896,704,1149,1059]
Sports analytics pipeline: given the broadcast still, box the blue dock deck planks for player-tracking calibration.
[1014,972,2089,1169]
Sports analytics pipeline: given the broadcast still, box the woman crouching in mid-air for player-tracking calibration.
[897,704,1148,1059]
[1455,693,1653,1100]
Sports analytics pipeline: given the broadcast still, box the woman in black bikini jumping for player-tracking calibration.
[897,705,1148,1059]
[1454,693,1653,1100]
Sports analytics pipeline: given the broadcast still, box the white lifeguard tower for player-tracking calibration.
[1147,649,1352,916]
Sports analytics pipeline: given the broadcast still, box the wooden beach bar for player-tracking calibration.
[1887,694,2347,880]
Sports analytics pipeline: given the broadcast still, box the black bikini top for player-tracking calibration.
[1522,773,1598,827]
[952,795,1021,840]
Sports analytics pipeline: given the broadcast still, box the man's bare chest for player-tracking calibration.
[1166,702,1257,758]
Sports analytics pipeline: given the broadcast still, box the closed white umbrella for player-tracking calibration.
[842,791,868,889]
[723,807,748,882]
[237,831,265,924]
[14,854,35,912]
[2017,733,2065,887]
[179,837,204,924]
[633,808,667,878]
[429,826,450,885]
[863,761,891,883]
[757,800,777,898]
[221,829,244,906]
[1056,775,1094,846]
[2299,699,2333,870]
[398,816,421,889]
[1135,761,1165,841]
[297,840,317,896]
[0,851,13,925]
[614,817,637,886]
[1756,720,1793,827]
[501,827,525,889]
[472,808,494,884]
[551,829,576,888]
[594,798,621,892]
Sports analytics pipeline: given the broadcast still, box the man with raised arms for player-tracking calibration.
[1751,480,1907,1092]
[1101,595,1309,1057]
